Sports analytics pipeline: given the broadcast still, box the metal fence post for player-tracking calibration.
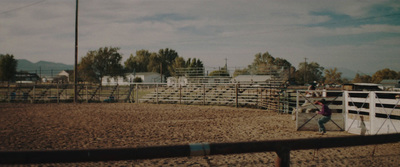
[7,83,10,103]
[179,84,182,104]
[99,85,102,103]
[86,85,88,103]
[275,147,290,167]
[235,84,239,108]
[135,84,138,103]
[32,85,35,104]
[57,83,59,104]
[117,84,119,102]
[203,84,206,105]
[156,84,159,104]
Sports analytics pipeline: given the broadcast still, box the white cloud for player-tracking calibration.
[0,0,399,75]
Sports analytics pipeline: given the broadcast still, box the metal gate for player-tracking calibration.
[296,90,345,131]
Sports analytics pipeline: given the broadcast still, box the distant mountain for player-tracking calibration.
[17,59,74,77]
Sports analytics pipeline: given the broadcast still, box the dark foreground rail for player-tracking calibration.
[1,133,400,166]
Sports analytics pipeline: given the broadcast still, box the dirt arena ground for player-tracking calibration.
[1,103,399,166]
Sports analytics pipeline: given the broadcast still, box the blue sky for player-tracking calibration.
[0,0,399,77]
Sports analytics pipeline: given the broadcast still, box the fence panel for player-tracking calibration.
[1,133,400,165]
[345,91,400,135]
[1,83,293,112]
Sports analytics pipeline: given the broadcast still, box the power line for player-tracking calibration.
[0,0,46,15]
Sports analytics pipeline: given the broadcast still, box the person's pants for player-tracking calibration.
[318,116,331,133]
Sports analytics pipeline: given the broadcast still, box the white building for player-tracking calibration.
[167,77,188,87]
[102,72,164,85]
[53,70,73,83]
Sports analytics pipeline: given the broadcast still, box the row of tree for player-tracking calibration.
[77,47,204,83]
[1,48,399,85]
[231,51,400,85]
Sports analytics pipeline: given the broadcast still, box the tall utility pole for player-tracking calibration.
[74,0,79,103]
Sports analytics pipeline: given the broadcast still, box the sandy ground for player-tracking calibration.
[0,103,399,166]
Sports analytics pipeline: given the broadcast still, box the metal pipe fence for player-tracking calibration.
[0,83,295,112]
[1,133,399,166]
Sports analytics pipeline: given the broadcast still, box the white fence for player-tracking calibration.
[296,90,400,135]
[345,91,400,135]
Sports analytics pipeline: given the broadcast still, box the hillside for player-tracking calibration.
[17,59,73,77]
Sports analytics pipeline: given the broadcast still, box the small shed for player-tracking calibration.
[54,70,73,83]
[15,72,41,83]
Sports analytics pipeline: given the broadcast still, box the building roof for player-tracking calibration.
[57,70,74,76]
[127,72,162,76]
[380,79,400,85]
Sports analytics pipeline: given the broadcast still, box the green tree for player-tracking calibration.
[125,48,205,78]
[352,73,372,83]
[209,66,229,76]
[147,52,161,73]
[187,58,204,76]
[295,61,324,85]
[168,57,186,76]
[78,53,97,83]
[78,47,124,84]
[125,48,180,80]
[158,48,179,78]
[324,68,342,84]
[371,68,399,83]
[124,50,152,73]
[248,52,275,75]
[133,77,143,82]
[0,54,18,82]
[245,51,295,82]
[233,68,250,77]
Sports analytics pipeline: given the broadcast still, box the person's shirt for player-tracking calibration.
[309,84,316,90]
[318,104,331,116]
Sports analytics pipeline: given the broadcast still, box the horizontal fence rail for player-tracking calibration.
[345,91,400,135]
[0,83,295,112]
[1,133,400,166]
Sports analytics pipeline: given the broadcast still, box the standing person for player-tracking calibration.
[315,99,331,135]
[307,81,319,97]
